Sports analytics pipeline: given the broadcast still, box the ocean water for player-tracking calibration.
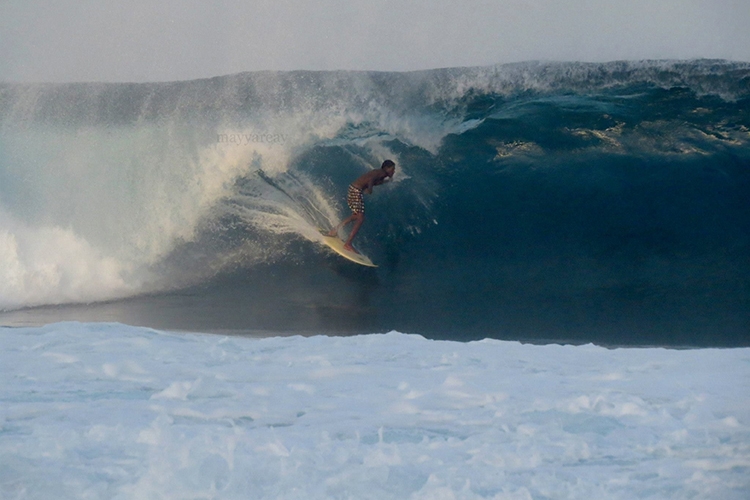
[1,60,750,498]
[1,60,749,345]
[1,322,749,499]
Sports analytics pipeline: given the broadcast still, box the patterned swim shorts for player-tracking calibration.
[347,184,365,214]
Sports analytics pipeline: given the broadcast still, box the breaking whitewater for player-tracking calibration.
[2,322,749,499]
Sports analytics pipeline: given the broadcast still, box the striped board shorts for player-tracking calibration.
[347,184,365,214]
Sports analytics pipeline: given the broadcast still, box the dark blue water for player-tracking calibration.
[1,60,749,346]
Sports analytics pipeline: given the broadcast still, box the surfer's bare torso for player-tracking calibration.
[351,168,392,194]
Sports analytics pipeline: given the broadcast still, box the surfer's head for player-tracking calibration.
[381,159,396,177]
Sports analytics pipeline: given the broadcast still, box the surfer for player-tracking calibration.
[328,160,396,253]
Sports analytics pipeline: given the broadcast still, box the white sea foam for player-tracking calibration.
[0,212,138,309]
[1,322,748,499]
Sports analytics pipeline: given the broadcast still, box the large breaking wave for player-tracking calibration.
[1,60,749,344]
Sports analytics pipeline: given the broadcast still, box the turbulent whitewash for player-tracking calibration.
[2,322,749,499]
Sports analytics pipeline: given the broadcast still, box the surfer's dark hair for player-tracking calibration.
[381,160,395,169]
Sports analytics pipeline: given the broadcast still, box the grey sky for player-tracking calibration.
[1,0,748,82]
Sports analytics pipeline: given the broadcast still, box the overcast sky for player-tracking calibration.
[1,0,748,83]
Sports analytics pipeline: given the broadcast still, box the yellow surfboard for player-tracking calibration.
[321,235,377,267]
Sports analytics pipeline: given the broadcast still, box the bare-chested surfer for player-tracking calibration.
[327,160,396,253]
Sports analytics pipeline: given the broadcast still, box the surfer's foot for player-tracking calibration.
[327,228,337,237]
[343,243,359,254]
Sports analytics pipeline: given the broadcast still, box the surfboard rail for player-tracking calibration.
[320,235,377,267]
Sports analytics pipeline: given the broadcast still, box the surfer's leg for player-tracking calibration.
[344,213,364,252]
[328,214,357,236]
